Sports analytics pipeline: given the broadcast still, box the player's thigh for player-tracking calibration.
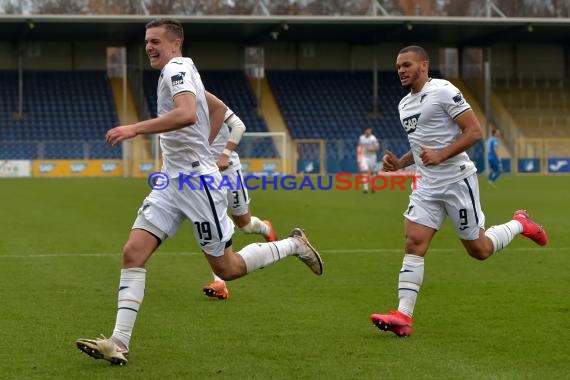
[488,159,500,171]
[176,173,234,257]
[444,175,486,241]
[225,169,250,217]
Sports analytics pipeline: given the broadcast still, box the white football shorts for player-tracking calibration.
[360,156,377,172]
[133,171,235,257]
[403,173,485,240]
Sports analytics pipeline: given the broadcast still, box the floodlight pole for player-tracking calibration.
[17,42,24,117]
[254,0,270,16]
[485,0,507,18]
[372,56,378,115]
[369,0,389,16]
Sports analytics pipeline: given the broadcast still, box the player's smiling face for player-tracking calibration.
[396,51,427,93]
[145,26,181,70]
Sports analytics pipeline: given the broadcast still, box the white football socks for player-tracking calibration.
[212,273,225,284]
[238,238,301,273]
[397,254,424,318]
[112,268,146,349]
[485,220,523,252]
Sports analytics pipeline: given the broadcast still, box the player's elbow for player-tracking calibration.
[471,127,483,142]
[179,109,196,126]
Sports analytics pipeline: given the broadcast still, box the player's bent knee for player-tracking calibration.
[122,230,161,268]
[463,237,494,261]
[234,214,251,229]
[122,241,144,267]
[404,234,428,255]
[466,247,492,261]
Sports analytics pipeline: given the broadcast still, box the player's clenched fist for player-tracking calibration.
[382,150,400,172]
[106,125,137,146]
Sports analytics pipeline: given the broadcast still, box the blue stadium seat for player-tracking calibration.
[0,70,120,159]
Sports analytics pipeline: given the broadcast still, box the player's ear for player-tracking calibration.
[173,37,182,53]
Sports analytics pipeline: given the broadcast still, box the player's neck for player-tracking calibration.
[411,77,430,94]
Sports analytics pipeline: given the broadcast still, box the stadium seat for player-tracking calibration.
[0,70,120,159]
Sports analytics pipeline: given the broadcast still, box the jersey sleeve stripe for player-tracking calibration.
[172,90,195,99]
[451,108,471,120]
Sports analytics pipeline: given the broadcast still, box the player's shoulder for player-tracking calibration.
[429,78,468,106]
[428,78,459,93]
[163,57,193,73]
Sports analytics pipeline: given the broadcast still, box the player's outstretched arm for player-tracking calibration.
[106,92,196,145]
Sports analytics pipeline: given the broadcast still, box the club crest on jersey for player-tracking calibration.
[171,72,186,86]
[453,92,465,105]
[402,113,421,134]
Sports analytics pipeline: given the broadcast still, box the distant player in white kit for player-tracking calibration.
[358,126,380,193]
[76,18,322,366]
[370,45,548,337]
[203,105,278,300]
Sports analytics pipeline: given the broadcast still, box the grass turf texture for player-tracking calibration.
[0,175,567,379]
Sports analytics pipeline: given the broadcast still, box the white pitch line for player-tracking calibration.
[0,247,563,259]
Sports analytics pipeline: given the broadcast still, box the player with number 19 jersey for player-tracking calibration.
[398,78,476,188]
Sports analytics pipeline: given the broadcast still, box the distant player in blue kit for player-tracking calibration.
[487,128,501,186]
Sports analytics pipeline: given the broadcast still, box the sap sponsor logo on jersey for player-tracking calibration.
[452,92,465,105]
[70,162,87,173]
[39,163,57,173]
[171,72,185,86]
[102,162,119,173]
[402,113,421,134]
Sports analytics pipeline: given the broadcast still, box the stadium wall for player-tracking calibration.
[0,41,106,70]
[0,42,17,68]
[0,39,564,79]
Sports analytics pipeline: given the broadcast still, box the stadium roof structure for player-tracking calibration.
[2,14,570,46]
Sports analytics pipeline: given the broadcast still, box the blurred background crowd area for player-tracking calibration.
[2,0,570,18]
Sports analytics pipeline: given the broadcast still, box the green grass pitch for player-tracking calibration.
[0,175,567,379]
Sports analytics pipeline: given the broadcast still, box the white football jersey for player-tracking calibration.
[358,134,379,160]
[156,57,216,177]
[398,78,476,188]
[210,108,242,172]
